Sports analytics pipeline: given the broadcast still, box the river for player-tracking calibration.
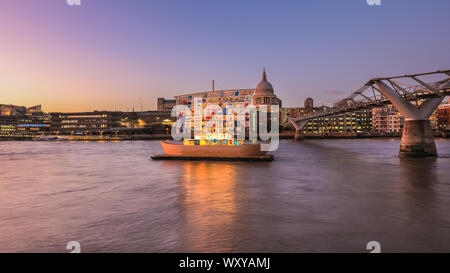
[1,139,450,252]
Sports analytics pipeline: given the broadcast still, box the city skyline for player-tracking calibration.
[1,0,449,112]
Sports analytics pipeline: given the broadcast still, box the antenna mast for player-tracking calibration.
[139,97,144,112]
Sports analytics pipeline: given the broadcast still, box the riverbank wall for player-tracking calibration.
[1,132,449,141]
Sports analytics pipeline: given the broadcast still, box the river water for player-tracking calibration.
[1,139,450,253]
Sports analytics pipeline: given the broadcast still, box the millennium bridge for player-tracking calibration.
[290,70,450,157]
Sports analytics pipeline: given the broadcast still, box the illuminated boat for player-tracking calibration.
[153,140,272,161]
[160,140,267,157]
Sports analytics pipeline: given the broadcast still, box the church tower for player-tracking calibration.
[253,68,282,107]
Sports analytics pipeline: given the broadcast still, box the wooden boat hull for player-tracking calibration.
[160,141,268,158]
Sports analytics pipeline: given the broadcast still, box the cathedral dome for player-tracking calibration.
[255,68,274,96]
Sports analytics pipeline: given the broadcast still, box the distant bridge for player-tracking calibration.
[290,70,450,157]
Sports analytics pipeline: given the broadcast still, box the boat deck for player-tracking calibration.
[151,154,274,162]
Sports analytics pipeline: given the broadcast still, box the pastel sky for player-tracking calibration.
[0,0,449,112]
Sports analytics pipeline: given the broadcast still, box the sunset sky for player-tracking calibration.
[0,0,449,112]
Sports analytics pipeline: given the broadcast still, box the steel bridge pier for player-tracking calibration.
[293,121,308,141]
[374,80,444,157]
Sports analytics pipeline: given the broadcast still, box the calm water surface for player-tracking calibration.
[1,139,450,252]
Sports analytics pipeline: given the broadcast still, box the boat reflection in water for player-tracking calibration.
[177,162,238,252]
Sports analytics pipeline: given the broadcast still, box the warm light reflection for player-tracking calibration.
[181,162,238,252]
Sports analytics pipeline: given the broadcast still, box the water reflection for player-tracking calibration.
[400,157,438,192]
[399,157,438,219]
[392,158,444,252]
[1,139,450,252]
[180,162,238,252]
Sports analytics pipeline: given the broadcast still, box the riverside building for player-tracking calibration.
[157,98,176,112]
[436,101,450,132]
[0,104,50,135]
[372,105,404,133]
[49,111,174,135]
[49,111,122,135]
[281,98,372,134]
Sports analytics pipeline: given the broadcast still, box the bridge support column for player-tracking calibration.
[290,120,308,141]
[375,80,444,157]
[400,120,436,157]
[295,128,304,141]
